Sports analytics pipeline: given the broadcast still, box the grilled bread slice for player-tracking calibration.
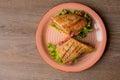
[56,38,93,63]
[52,14,87,35]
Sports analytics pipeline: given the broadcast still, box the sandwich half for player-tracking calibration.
[52,14,87,35]
[56,38,93,64]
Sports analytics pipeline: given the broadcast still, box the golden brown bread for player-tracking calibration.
[52,14,87,34]
[56,38,93,63]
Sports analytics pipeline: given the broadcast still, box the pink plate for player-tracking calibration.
[36,3,107,72]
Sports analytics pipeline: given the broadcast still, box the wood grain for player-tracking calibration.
[0,0,120,80]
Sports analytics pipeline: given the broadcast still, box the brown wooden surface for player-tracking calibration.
[0,0,120,80]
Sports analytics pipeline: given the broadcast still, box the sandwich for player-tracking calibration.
[51,14,87,36]
[47,9,94,64]
[56,38,93,64]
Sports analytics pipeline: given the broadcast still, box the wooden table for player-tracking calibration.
[0,0,120,80]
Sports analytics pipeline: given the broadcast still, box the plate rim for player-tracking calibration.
[36,2,107,72]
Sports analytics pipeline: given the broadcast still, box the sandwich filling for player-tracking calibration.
[51,9,93,38]
[48,38,93,64]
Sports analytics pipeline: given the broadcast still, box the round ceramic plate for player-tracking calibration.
[36,3,107,72]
